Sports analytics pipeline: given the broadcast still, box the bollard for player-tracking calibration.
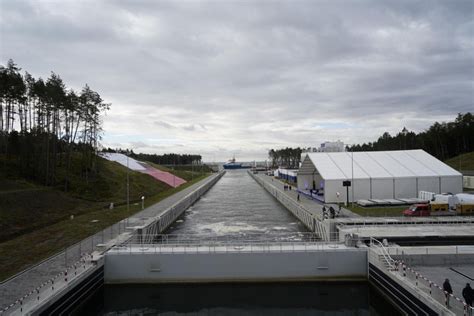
[65,270,68,282]
[403,264,406,277]
[415,273,418,286]
[429,282,432,295]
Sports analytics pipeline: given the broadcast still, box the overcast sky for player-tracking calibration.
[1,0,473,161]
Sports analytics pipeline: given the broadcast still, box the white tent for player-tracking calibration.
[297,150,463,203]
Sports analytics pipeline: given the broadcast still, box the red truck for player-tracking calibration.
[403,204,431,216]
[403,203,453,217]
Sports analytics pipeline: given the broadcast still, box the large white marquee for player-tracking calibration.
[297,150,463,203]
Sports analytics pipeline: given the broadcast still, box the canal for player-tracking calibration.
[78,170,401,315]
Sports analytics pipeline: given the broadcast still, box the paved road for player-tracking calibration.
[0,173,219,311]
[254,172,359,219]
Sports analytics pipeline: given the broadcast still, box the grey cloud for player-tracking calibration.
[154,121,176,129]
[1,0,472,161]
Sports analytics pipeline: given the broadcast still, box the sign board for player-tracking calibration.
[343,180,351,187]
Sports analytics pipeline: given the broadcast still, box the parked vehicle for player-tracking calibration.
[403,197,474,217]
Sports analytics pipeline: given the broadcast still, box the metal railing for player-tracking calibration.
[396,261,473,315]
[369,238,396,270]
[369,242,474,315]
[0,254,96,315]
[110,233,344,255]
[248,171,330,240]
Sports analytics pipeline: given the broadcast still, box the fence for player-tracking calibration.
[248,171,330,241]
[110,233,344,255]
[369,240,474,316]
[136,171,225,243]
[397,261,473,315]
[0,254,96,315]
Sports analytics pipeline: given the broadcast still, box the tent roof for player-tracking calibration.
[304,150,462,180]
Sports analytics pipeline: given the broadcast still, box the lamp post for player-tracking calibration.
[126,150,130,212]
[351,149,354,208]
[141,196,145,210]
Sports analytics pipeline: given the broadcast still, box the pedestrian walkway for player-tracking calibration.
[0,173,219,311]
[254,173,359,218]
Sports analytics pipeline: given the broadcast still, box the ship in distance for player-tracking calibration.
[223,157,252,169]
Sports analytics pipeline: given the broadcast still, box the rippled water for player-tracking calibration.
[167,169,308,238]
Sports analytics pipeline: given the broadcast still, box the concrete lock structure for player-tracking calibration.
[297,149,463,203]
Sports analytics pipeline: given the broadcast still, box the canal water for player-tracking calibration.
[79,170,401,315]
[167,169,308,239]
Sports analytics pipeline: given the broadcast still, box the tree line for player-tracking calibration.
[268,147,302,168]
[0,59,110,188]
[268,113,472,169]
[102,148,202,165]
[347,113,473,161]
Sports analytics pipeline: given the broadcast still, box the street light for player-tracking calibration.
[344,144,356,208]
[126,150,130,212]
[351,149,354,208]
[141,196,145,210]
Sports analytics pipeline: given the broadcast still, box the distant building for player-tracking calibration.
[302,141,345,154]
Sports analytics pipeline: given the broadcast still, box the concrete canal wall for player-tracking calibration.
[137,170,226,238]
[104,246,367,283]
[248,171,330,240]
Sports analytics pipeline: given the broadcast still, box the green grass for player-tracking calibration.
[445,151,474,171]
[0,156,172,242]
[0,173,211,281]
[346,205,408,217]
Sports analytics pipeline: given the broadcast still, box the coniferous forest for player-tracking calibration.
[0,59,110,188]
[347,113,474,161]
[268,113,473,167]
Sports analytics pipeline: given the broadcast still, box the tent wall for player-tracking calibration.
[440,175,463,194]
[372,179,394,199]
[394,178,417,198]
[417,177,440,194]
[353,179,371,201]
[300,150,463,202]
[324,180,344,203]
[324,179,370,203]
[297,174,312,191]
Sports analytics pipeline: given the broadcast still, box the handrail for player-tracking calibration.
[370,237,396,270]
[126,232,323,245]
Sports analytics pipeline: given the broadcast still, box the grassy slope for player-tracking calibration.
[0,173,210,281]
[0,156,171,242]
[444,151,474,171]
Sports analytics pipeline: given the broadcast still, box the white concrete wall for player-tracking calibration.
[105,249,367,283]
